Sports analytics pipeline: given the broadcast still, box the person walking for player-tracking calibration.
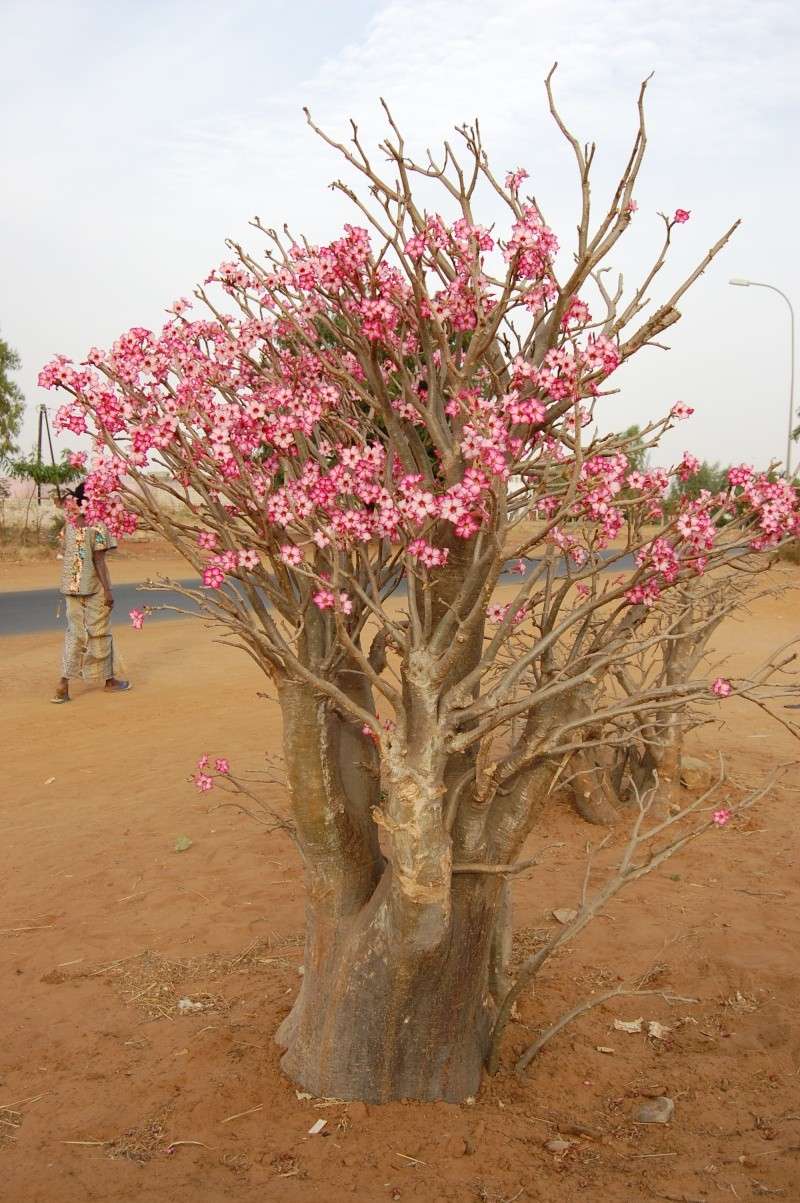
[51,481,131,703]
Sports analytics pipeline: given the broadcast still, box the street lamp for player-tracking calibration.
[729,278,796,477]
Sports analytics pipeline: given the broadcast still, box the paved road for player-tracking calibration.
[0,579,203,637]
[0,553,636,637]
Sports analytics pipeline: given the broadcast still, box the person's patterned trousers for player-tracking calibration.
[62,594,125,681]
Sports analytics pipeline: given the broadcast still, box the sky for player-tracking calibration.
[2,0,799,470]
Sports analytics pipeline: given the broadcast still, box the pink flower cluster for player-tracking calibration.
[313,589,353,614]
[505,167,529,193]
[193,753,230,792]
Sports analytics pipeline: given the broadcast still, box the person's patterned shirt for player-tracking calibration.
[60,522,117,596]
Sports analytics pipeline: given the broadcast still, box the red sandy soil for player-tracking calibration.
[1,561,799,1203]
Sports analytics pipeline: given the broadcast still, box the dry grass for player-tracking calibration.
[45,934,304,1023]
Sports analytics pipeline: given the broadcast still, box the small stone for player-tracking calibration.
[680,755,711,789]
[633,1096,674,1124]
[552,908,578,924]
[544,1139,573,1153]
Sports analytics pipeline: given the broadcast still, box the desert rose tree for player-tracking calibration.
[42,71,800,1102]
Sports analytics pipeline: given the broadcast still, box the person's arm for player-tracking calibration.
[93,549,114,608]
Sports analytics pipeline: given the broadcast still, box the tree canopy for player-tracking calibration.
[39,73,800,1103]
[0,333,25,464]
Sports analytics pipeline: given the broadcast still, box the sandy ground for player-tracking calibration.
[0,539,191,593]
[1,554,799,1203]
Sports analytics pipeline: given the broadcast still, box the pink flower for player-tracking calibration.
[194,772,213,792]
[361,724,379,742]
[313,588,335,611]
[197,531,217,550]
[712,677,732,697]
[197,754,209,770]
[670,401,694,421]
[511,559,526,575]
[68,450,88,468]
[673,209,691,224]
[712,807,732,827]
[202,565,226,589]
[487,603,509,623]
[214,757,230,774]
[238,549,259,569]
[677,451,701,482]
[505,167,529,194]
[625,199,638,213]
[129,608,145,629]
[280,544,303,566]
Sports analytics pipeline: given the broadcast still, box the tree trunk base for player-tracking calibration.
[277,877,499,1103]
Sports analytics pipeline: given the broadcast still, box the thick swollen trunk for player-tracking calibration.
[277,873,502,1103]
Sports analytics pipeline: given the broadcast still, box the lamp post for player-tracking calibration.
[729,278,796,477]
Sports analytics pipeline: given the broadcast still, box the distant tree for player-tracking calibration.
[622,423,648,473]
[667,460,729,509]
[7,450,82,492]
[7,450,82,538]
[0,333,25,464]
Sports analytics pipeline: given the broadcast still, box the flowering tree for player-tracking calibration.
[42,71,800,1103]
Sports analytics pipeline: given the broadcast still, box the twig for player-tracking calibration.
[453,843,564,876]
[514,986,695,1073]
[393,1150,429,1166]
[220,1104,263,1124]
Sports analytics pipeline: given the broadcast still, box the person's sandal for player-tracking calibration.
[105,680,132,693]
[50,688,70,704]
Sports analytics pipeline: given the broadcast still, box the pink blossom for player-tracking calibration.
[728,465,752,487]
[625,199,638,213]
[505,167,529,193]
[238,549,259,569]
[202,564,226,589]
[677,451,701,482]
[214,757,230,774]
[280,543,303,566]
[197,754,209,771]
[408,538,449,568]
[625,580,662,608]
[673,209,691,224]
[129,608,145,630]
[68,450,88,468]
[671,402,694,420]
[511,559,526,575]
[712,807,732,827]
[194,772,213,792]
[197,531,218,550]
[712,677,732,697]
[313,588,336,611]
